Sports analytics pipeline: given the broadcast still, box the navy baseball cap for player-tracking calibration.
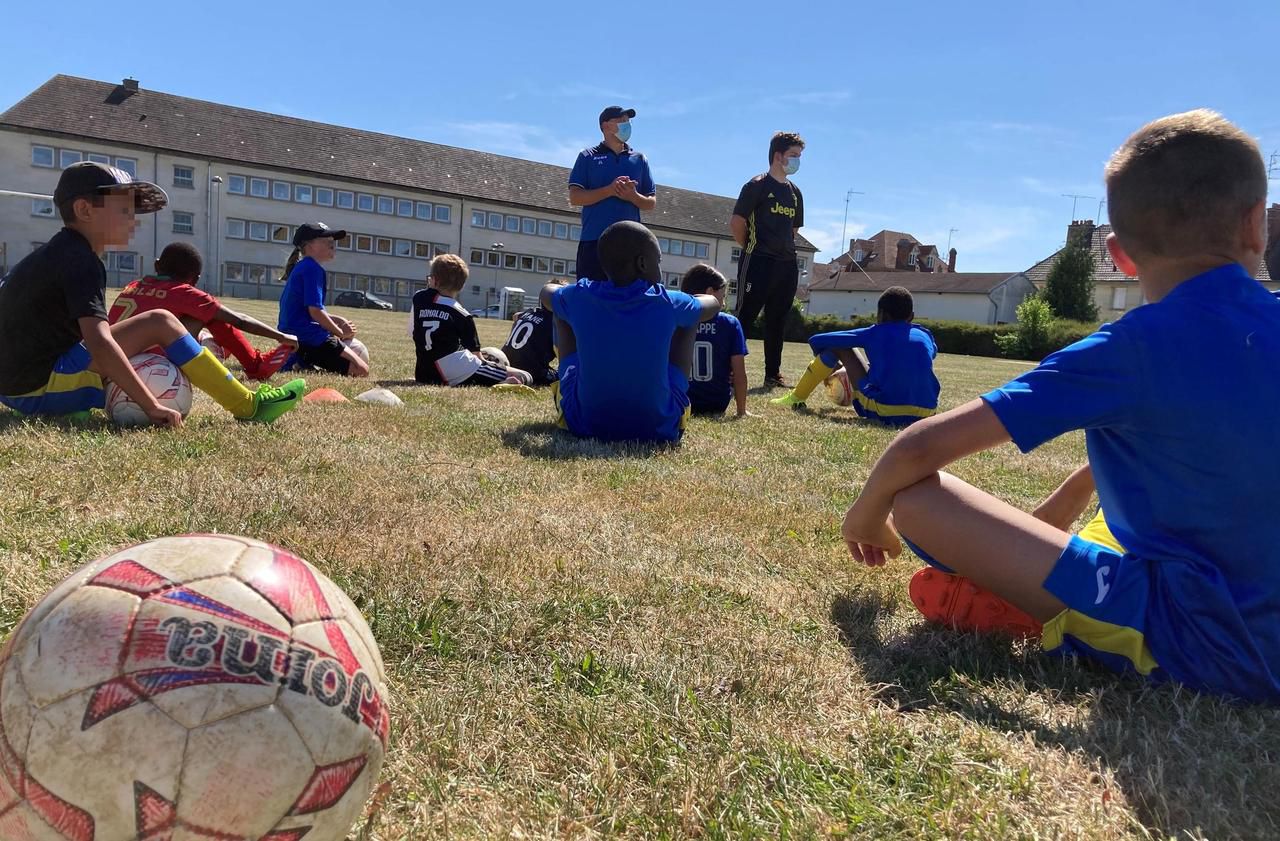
[53,161,167,213]
[598,106,636,123]
[293,222,348,247]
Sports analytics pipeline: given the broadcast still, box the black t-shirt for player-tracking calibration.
[732,174,804,259]
[501,307,556,375]
[0,228,108,395]
[410,288,483,385]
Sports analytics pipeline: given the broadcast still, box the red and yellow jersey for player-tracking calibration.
[108,276,221,326]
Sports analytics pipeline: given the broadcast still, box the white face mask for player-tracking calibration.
[615,121,632,143]
[783,156,801,176]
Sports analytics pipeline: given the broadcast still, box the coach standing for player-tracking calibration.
[731,132,805,389]
[568,106,657,281]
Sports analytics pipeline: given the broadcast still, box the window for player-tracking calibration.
[228,175,247,195]
[434,205,450,223]
[336,190,355,210]
[471,210,487,227]
[397,199,414,217]
[87,153,111,165]
[415,201,432,220]
[377,196,394,215]
[375,237,393,255]
[249,222,268,241]
[683,241,696,257]
[470,249,485,264]
[374,277,392,295]
[658,238,669,253]
[332,272,351,290]
[113,253,137,273]
[567,260,576,275]
[250,178,269,198]
[552,259,566,275]
[224,263,244,283]
[173,165,194,188]
[536,256,551,273]
[31,198,54,218]
[272,180,291,201]
[355,234,373,252]
[336,235,353,251]
[487,212,503,229]
[486,251,501,267]
[248,265,268,285]
[395,239,413,257]
[472,285,481,293]
[226,218,246,238]
[505,215,520,233]
[1111,287,1126,310]
[519,255,535,271]
[537,220,553,237]
[503,253,518,269]
[32,146,55,167]
[728,280,738,296]
[271,224,291,243]
[58,149,82,168]
[172,211,194,235]
[570,225,582,240]
[396,280,412,297]
[432,244,449,257]
[668,239,682,255]
[925,255,934,269]
[553,222,569,239]
[315,187,333,206]
[731,247,742,263]
[695,243,709,259]
[907,250,917,267]
[294,184,313,204]
[357,194,375,212]
[415,243,431,259]
[798,257,807,270]
[114,158,137,177]
[852,248,863,262]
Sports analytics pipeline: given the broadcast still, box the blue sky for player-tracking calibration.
[3,0,1276,271]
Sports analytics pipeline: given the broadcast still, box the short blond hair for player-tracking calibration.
[429,253,469,292]
[1105,109,1266,259]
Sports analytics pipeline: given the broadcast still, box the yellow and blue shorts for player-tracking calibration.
[0,343,105,416]
[552,353,690,442]
[850,387,937,427]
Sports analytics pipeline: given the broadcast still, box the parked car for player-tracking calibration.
[333,290,393,311]
[469,304,502,319]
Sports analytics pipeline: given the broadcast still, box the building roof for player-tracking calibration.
[1027,220,1274,285]
[0,75,815,250]
[808,270,1019,295]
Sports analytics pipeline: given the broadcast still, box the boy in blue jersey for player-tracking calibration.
[541,221,720,442]
[771,286,939,426]
[841,110,1280,702]
[680,265,750,418]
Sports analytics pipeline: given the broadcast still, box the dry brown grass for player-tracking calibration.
[1,296,1278,840]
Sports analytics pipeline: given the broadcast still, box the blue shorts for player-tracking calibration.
[553,353,689,442]
[906,510,1163,680]
[0,343,105,416]
[850,386,935,427]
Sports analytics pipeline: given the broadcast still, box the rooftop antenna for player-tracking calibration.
[840,188,865,256]
[1061,193,1096,222]
[946,228,959,252]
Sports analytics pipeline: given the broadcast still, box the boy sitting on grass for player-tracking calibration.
[841,110,1280,702]
[0,162,302,425]
[541,221,720,442]
[679,264,750,418]
[771,286,939,426]
[500,296,559,387]
[109,242,297,380]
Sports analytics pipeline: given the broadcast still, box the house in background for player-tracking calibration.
[805,269,1035,324]
[828,230,957,275]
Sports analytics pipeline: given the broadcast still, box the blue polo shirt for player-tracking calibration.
[568,142,655,241]
[982,263,1280,701]
[278,256,331,346]
[688,313,748,413]
[552,279,702,441]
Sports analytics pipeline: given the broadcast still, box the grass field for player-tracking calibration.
[1,295,1277,840]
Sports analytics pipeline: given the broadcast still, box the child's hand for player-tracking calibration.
[841,501,902,566]
[733,410,757,419]
[280,334,300,349]
[146,404,184,428]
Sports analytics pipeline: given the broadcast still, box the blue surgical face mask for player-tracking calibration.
[784,155,801,175]
[616,121,632,143]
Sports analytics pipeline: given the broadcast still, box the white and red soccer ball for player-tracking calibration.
[0,535,389,841]
[824,368,854,407]
[104,352,193,426]
[342,338,369,368]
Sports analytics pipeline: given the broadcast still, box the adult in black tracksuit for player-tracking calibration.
[730,131,805,389]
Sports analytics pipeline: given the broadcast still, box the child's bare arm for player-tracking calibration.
[730,354,750,417]
[1032,464,1095,531]
[695,294,721,322]
[308,306,352,339]
[213,306,297,347]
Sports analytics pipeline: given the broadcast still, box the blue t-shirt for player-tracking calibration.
[567,143,656,241]
[552,279,702,441]
[688,313,748,412]
[982,263,1280,700]
[826,322,940,412]
[277,257,330,346]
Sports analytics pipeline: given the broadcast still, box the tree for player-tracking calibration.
[1042,229,1099,322]
[996,294,1055,360]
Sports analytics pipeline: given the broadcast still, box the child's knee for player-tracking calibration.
[892,471,956,527]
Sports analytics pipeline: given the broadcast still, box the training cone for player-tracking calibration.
[355,388,403,407]
[303,387,348,403]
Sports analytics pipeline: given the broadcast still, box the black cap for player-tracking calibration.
[53,161,167,213]
[598,105,636,124]
[292,221,347,247]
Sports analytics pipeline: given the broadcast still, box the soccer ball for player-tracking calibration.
[0,534,390,841]
[342,338,369,367]
[105,352,193,426]
[479,346,509,367]
[824,368,854,407]
[198,329,225,362]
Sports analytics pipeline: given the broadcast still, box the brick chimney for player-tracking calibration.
[948,247,957,272]
[1067,219,1096,249]
[123,77,139,92]
[1266,203,1280,279]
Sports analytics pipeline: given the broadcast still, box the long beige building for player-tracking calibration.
[0,75,816,313]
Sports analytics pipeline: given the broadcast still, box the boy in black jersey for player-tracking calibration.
[409,255,532,387]
[731,131,805,389]
[500,291,560,387]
